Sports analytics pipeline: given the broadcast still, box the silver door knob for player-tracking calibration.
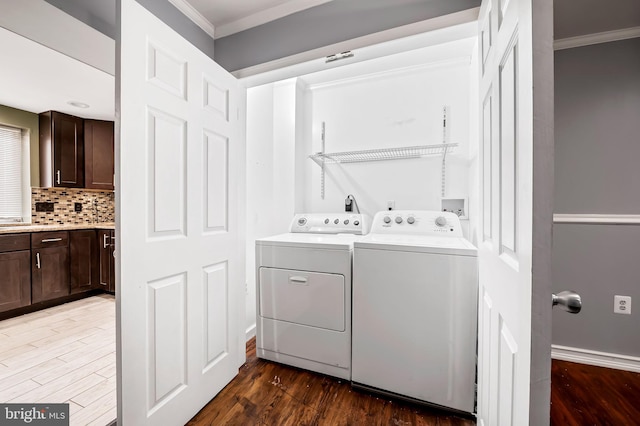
[552,291,582,314]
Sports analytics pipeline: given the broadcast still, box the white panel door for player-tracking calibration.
[476,0,554,425]
[117,0,245,424]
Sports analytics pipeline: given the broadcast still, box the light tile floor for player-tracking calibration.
[0,295,116,426]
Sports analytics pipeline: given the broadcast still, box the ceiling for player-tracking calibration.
[0,26,114,120]
[0,0,639,120]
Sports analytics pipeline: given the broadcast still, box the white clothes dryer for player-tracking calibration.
[352,210,478,414]
[255,213,369,380]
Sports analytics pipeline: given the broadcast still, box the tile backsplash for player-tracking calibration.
[31,187,115,225]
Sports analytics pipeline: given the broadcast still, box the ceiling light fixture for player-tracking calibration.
[67,101,90,108]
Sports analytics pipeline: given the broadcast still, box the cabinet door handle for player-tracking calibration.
[36,252,41,269]
[103,234,109,249]
[41,238,62,243]
[56,170,61,184]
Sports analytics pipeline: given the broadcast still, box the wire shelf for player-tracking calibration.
[309,143,458,165]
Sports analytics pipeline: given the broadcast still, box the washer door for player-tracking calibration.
[259,267,345,331]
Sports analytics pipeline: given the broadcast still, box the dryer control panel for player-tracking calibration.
[290,213,370,235]
[371,210,463,237]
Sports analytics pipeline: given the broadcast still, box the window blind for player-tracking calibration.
[0,125,23,221]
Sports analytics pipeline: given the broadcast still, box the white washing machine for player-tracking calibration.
[352,210,478,414]
[255,213,369,380]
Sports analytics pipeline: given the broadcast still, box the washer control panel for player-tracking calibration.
[290,213,370,235]
[371,210,463,237]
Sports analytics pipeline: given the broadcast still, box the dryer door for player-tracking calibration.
[259,267,345,331]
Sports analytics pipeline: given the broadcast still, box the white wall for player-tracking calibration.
[245,52,475,337]
[303,60,472,218]
[467,40,480,246]
[244,80,299,337]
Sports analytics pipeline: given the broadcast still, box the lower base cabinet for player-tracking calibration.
[0,234,31,313]
[0,250,31,312]
[0,228,114,318]
[31,231,70,304]
[70,230,99,294]
[98,230,115,293]
[32,248,70,304]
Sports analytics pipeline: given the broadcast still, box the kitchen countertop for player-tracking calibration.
[0,223,115,234]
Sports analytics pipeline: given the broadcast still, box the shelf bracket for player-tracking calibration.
[320,122,325,199]
[441,106,449,198]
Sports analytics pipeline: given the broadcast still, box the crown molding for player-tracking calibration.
[216,0,333,39]
[167,0,216,40]
[554,26,640,51]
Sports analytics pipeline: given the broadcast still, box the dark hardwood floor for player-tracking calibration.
[550,359,640,425]
[187,338,475,426]
[189,339,640,426]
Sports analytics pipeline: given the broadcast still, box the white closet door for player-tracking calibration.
[476,0,554,424]
[117,0,245,424]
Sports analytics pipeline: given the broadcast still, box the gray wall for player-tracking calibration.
[45,0,116,39]
[45,0,482,72]
[134,0,215,60]
[552,224,640,356]
[552,38,640,356]
[213,0,481,72]
[45,0,215,60]
[555,38,640,214]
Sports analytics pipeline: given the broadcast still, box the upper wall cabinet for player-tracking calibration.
[39,111,85,188]
[39,112,115,190]
[84,119,115,190]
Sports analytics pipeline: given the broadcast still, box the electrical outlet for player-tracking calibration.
[614,295,631,315]
[387,200,395,211]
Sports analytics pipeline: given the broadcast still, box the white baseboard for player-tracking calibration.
[552,345,640,373]
[246,323,256,341]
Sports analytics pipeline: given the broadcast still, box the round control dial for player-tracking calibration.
[334,219,339,224]
[407,217,415,224]
[383,216,391,224]
[395,216,403,224]
[435,216,447,227]
[297,218,307,226]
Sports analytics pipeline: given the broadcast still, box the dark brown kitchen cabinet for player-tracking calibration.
[39,111,84,188]
[0,234,31,313]
[70,230,98,294]
[97,230,115,293]
[84,120,114,190]
[31,231,70,304]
